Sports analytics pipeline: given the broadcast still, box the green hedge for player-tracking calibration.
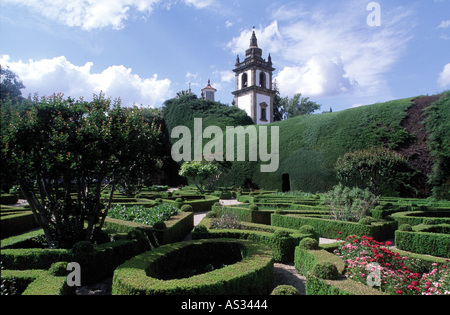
[1,234,150,286]
[112,239,274,295]
[192,219,318,263]
[391,210,450,226]
[395,228,450,258]
[164,195,220,212]
[1,210,40,239]
[0,193,19,205]
[271,213,397,241]
[104,211,194,246]
[294,247,385,295]
[1,269,73,295]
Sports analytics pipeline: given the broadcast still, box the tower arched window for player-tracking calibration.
[259,72,266,89]
[242,73,248,88]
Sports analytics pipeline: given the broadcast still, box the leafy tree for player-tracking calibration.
[0,66,26,103]
[274,93,321,120]
[335,147,414,195]
[179,161,220,192]
[284,93,321,119]
[3,93,161,248]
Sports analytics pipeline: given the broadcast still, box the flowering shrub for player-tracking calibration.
[108,204,179,226]
[334,235,450,295]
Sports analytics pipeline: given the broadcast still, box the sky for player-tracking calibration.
[1,0,449,112]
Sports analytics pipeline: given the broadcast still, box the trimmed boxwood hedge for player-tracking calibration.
[392,210,450,226]
[1,269,74,295]
[112,239,274,295]
[395,227,450,258]
[271,213,397,241]
[294,246,385,295]
[104,211,194,246]
[192,217,318,263]
[1,207,40,239]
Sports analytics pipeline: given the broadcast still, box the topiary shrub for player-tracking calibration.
[271,285,300,295]
[358,217,373,226]
[193,224,208,234]
[399,224,413,231]
[153,221,167,230]
[299,225,316,236]
[49,262,69,277]
[298,238,319,250]
[181,204,193,212]
[249,204,259,211]
[71,241,95,255]
[311,262,341,280]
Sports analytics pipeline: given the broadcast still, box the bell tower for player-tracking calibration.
[232,30,275,124]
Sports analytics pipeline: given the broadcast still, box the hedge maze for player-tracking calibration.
[1,187,450,295]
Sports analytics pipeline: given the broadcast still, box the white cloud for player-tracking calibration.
[438,20,450,29]
[2,0,217,30]
[0,55,172,107]
[2,0,165,30]
[438,63,450,88]
[183,0,215,10]
[227,1,414,100]
[276,56,357,97]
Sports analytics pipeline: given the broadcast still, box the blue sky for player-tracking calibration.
[1,0,449,112]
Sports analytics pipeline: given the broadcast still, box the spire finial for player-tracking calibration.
[250,28,258,47]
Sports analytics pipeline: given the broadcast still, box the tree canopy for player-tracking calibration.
[3,93,161,248]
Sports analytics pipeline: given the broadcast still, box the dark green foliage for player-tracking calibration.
[423,92,450,199]
[311,262,341,280]
[298,237,319,250]
[271,285,300,295]
[163,94,253,146]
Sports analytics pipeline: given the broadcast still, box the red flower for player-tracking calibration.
[396,290,403,295]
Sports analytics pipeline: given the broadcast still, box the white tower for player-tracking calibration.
[232,30,275,124]
[201,79,217,102]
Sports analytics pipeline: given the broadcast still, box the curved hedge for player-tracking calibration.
[112,239,274,295]
[392,210,450,226]
[192,219,318,263]
[395,225,450,258]
[271,213,397,241]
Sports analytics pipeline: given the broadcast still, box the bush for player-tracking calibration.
[311,262,341,280]
[271,285,300,295]
[299,238,319,250]
[181,204,193,212]
[249,204,259,211]
[324,184,379,222]
[112,239,274,295]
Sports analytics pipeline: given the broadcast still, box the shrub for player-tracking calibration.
[311,262,341,280]
[108,203,179,226]
[271,285,300,295]
[399,224,413,231]
[249,204,259,211]
[299,238,319,250]
[181,205,193,212]
[112,239,274,295]
[324,184,380,222]
[49,262,69,277]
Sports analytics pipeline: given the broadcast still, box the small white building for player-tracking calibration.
[232,31,276,124]
[201,79,217,102]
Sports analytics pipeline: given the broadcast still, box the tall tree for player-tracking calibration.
[3,93,161,248]
[284,93,321,119]
[0,66,26,103]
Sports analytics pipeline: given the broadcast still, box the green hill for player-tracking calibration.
[219,92,450,199]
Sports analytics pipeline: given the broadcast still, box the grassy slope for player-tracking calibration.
[222,97,417,193]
